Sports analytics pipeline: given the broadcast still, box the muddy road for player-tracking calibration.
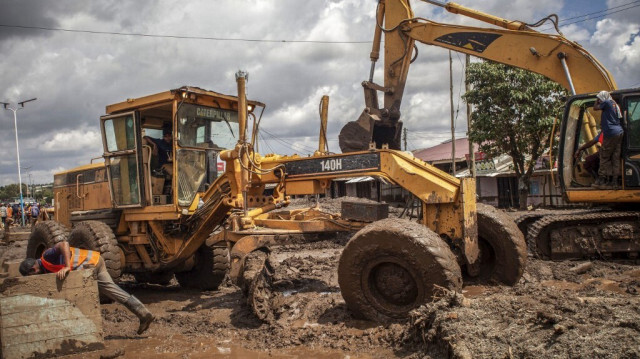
[1,203,639,358]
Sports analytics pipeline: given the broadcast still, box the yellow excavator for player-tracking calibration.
[339,0,640,260]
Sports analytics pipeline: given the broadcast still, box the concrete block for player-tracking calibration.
[0,261,21,279]
[0,270,104,358]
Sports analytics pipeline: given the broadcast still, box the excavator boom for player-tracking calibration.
[339,0,617,152]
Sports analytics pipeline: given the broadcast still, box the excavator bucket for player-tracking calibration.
[338,109,403,153]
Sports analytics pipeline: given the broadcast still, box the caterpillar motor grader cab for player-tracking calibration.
[339,0,640,260]
[28,86,267,288]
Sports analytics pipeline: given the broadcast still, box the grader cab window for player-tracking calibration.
[101,112,142,207]
[177,104,238,150]
[104,115,136,152]
[175,104,238,206]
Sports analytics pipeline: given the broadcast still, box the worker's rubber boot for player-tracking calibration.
[591,177,607,189]
[124,295,154,334]
[611,176,620,190]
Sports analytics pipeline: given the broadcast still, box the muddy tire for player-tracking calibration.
[338,218,462,322]
[134,272,174,285]
[470,203,527,285]
[175,245,229,290]
[242,250,274,322]
[68,220,122,280]
[26,221,70,259]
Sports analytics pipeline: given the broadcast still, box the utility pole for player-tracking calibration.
[2,98,37,227]
[466,54,476,178]
[22,166,32,198]
[449,51,456,176]
[403,127,408,151]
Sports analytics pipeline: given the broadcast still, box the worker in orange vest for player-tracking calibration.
[19,241,154,334]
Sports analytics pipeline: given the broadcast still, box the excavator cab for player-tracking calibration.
[560,89,640,197]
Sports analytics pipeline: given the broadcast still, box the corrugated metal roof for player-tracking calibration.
[413,138,479,162]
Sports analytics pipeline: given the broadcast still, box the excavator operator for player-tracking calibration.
[592,91,624,189]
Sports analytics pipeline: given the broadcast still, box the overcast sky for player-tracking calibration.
[1,0,639,185]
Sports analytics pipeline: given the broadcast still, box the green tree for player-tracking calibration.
[464,61,566,209]
[40,188,54,205]
[0,183,28,202]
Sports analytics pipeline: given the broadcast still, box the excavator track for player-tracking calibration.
[515,208,608,239]
[526,211,640,260]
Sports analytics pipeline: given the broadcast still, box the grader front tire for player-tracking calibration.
[470,203,527,285]
[68,220,123,280]
[338,218,462,322]
[175,245,230,291]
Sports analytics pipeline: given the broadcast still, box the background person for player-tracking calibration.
[30,203,40,227]
[0,203,6,229]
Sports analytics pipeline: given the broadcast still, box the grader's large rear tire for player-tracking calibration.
[175,244,229,290]
[27,221,70,259]
[69,221,123,280]
[469,203,527,285]
[338,218,462,322]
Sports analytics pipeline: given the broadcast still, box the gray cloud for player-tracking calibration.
[0,0,637,185]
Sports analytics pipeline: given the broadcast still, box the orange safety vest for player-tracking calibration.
[40,246,101,273]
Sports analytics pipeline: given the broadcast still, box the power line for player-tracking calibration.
[260,128,317,153]
[258,132,276,154]
[541,2,640,31]
[2,1,639,44]
[558,0,640,23]
[0,24,371,44]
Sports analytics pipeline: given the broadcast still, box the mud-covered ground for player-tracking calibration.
[1,200,639,358]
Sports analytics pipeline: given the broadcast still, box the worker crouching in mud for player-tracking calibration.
[19,241,154,334]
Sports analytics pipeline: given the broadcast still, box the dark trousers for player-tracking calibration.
[598,133,623,178]
[93,258,130,303]
[584,152,600,178]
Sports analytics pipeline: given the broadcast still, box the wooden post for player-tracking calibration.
[466,54,476,178]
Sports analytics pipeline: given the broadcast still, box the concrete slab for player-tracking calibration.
[0,261,21,279]
[0,270,104,358]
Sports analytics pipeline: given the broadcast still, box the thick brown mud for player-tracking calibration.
[1,203,639,358]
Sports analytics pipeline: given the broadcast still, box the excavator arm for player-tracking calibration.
[338,0,617,152]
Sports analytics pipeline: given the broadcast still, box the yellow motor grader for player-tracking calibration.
[28,76,526,321]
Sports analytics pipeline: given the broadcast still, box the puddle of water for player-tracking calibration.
[60,336,390,359]
[462,285,487,298]
[623,269,640,278]
[541,279,629,295]
[541,280,582,291]
[592,279,627,295]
